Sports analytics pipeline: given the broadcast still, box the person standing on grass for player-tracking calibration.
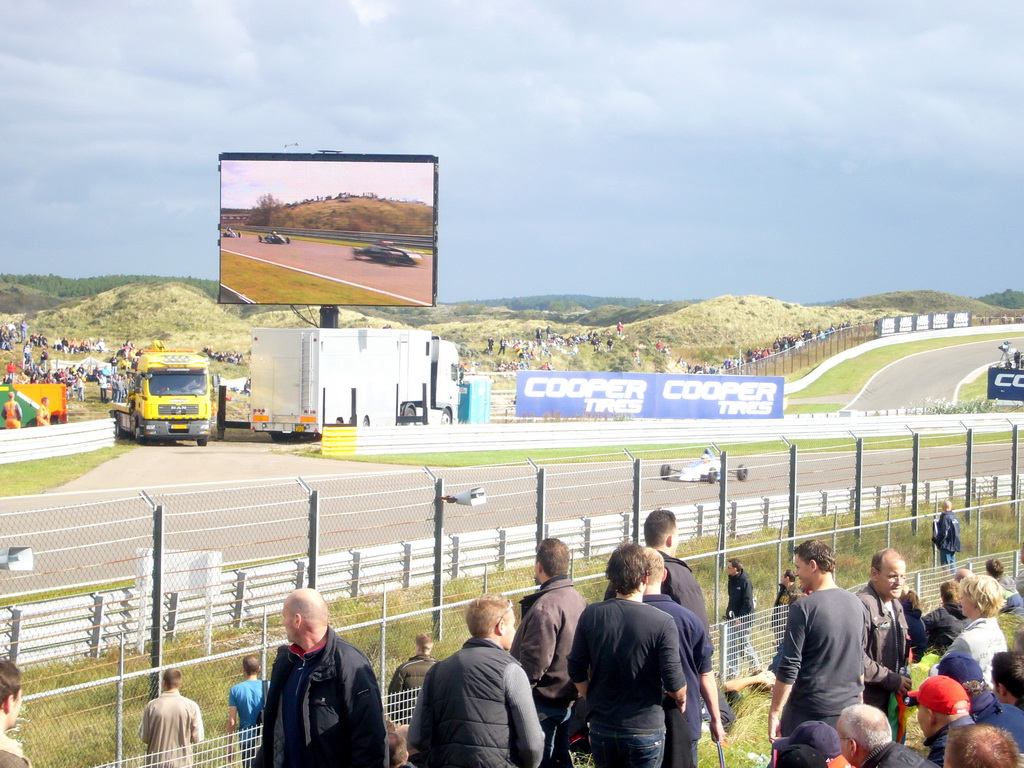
[769,540,865,739]
[227,655,265,768]
[139,667,205,768]
[932,500,961,573]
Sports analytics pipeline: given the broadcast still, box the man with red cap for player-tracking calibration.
[908,676,972,768]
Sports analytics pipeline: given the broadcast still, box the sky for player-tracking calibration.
[2,1,1022,305]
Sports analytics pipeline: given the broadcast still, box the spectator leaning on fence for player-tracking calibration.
[388,633,438,696]
[509,538,588,768]
[0,660,28,768]
[259,588,387,768]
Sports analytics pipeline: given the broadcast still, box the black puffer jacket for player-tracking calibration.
[922,602,968,653]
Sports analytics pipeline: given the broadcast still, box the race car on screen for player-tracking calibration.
[660,452,749,483]
[220,228,241,238]
[353,241,423,266]
[258,232,291,244]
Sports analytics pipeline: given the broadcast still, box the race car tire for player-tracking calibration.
[258,235,264,242]
[285,237,291,244]
[660,463,673,478]
[736,465,749,481]
[707,468,719,484]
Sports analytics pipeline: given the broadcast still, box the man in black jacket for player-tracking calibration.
[259,588,388,768]
[858,549,910,714]
[726,558,760,679]
[837,703,937,768]
[610,509,710,631]
[510,539,587,768]
[922,581,969,653]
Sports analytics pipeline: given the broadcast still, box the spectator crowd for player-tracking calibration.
[7,500,1024,768]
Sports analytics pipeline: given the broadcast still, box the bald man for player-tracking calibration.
[259,588,387,768]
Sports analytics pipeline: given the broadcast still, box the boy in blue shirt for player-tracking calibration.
[227,655,265,768]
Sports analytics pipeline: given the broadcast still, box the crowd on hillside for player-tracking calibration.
[476,319,858,374]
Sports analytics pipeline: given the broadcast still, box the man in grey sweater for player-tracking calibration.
[769,540,865,739]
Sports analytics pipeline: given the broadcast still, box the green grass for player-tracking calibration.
[19,494,1023,768]
[3,444,134,496]
[784,402,844,414]
[219,251,406,305]
[794,333,1013,399]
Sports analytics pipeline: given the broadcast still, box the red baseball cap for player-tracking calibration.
[907,675,970,715]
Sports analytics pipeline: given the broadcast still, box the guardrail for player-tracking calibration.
[1,470,1003,666]
[351,413,1024,455]
[0,418,114,464]
[242,225,432,250]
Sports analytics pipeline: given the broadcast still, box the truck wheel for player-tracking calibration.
[197,437,209,447]
[400,403,416,424]
[134,422,148,446]
[362,416,370,426]
[440,408,453,425]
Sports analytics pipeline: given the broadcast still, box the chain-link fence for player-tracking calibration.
[3,426,1022,766]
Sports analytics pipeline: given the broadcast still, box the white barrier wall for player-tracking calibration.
[0,419,115,464]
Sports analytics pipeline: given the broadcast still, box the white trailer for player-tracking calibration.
[249,328,460,439]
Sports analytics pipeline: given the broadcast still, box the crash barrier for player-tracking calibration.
[46,527,1024,768]
[4,426,1021,667]
[243,225,432,251]
[348,412,1024,455]
[0,418,114,465]
[321,425,357,455]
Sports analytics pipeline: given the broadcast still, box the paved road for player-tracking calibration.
[847,336,1024,411]
[1,437,1011,595]
[221,234,434,305]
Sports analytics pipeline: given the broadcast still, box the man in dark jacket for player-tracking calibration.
[922,581,969,653]
[837,704,937,768]
[605,509,710,631]
[409,594,543,768]
[932,499,961,572]
[259,588,388,768]
[726,558,760,679]
[858,549,910,715]
[510,539,587,768]
[388,633,437,695]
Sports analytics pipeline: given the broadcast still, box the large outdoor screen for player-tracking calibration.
[218,152,438,306]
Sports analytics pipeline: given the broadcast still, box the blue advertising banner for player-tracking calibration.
[515,371,785,419]
[988,368,1024,402]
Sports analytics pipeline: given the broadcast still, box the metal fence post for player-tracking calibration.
[402,543,413,590]
[150,503,164,700]
[90,594,105,658]
[696,505,705,539]
[528,459,546,547]
[1012,423,1020,505]
[233,571,248,627]
[116,631,124,766]
[8,607,21,663]
[350,550,362,598]
[718,452,728,568]
[582,519,592,558]
[976,506,982,557]
[305,484,320,590]
[788,442,798,554]
[628,451,641,544]
[854,438,864,538]
[911,432,920,534]
[379,589,388,691]
[965,428,974,518]
[450,536,461,581]
[430,474,445,640]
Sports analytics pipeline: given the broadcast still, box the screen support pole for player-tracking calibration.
[319,306,339,329]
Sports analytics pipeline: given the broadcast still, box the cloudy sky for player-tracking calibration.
[2,1,1021,305]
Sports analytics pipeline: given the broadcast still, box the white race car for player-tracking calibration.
[659,454,749,484]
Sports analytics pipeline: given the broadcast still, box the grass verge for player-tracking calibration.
[4,444,134,496]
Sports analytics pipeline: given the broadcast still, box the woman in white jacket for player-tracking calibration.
[946,575,1007,683]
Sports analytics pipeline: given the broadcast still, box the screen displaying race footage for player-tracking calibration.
[218,152,438,306]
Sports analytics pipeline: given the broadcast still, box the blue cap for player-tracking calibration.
[935,652,984,684]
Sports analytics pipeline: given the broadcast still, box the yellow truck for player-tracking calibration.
[111,346,213,446]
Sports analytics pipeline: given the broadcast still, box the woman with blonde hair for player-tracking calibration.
[946,575,1007,681]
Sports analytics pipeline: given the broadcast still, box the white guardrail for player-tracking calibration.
[350,413,1024,455]
[0,419,114,465]
[1,472,993,666]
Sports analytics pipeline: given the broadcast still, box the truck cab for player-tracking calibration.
[112,348,213,445]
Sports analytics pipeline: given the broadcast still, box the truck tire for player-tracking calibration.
[400,403,417,424]
[440,408,453,425]
[134,421,148,446]
[197,437,209,447]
